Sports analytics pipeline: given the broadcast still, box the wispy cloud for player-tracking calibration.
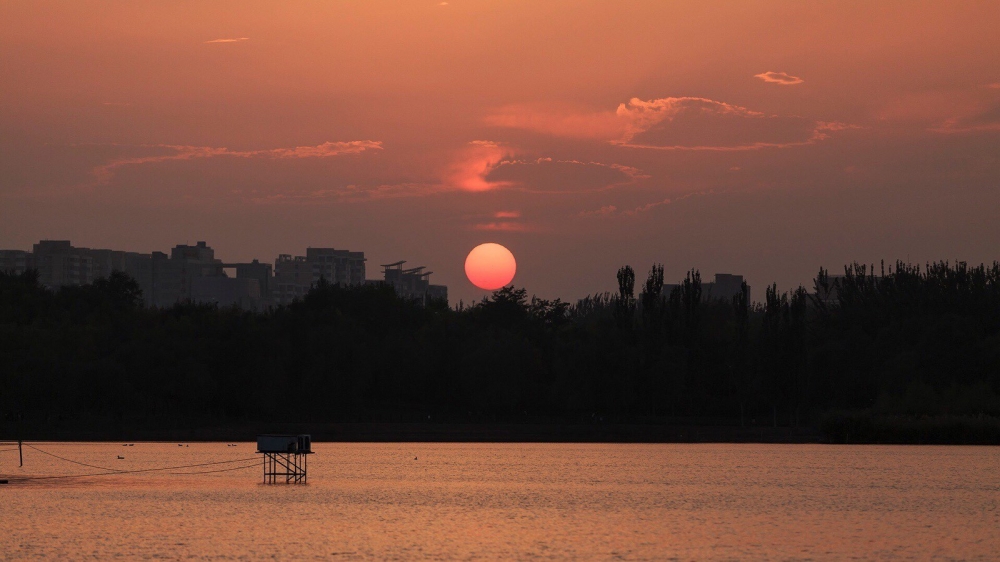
[580,190,721,219]
[485,157,646,193]
[754,71,804,85]
[93,140,382,184]
[494,210,521,219]
[986,83,1000,89]
[929,118,1000,134]
[470,222,536,232]
[205,37,249,44]
[247,182,446,204]
[578,205,617,218]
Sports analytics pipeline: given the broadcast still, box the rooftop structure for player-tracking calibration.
[378,260,448,303]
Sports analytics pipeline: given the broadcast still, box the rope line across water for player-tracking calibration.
[4,444,263,481]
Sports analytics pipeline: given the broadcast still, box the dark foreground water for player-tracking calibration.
[1,443,997,560]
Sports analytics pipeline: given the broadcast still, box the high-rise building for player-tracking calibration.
[0,249,33,275]
[273,248,366,305]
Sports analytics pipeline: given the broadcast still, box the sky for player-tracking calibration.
[2,1,999,304]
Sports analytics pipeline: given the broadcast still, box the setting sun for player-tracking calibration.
[465,243,516,290]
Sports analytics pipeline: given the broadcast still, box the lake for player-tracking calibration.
[1,443,997,559]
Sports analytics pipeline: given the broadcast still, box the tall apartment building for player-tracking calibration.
[0,249,33,275]
[273,248,366,305]
[307,247,366,286]
[32,240,97,287]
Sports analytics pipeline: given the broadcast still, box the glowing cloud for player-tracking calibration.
[754,71,804,85]
[93,140,382,184]
[447,141,513,192]
[205,38,249,43]
[484,104,625,140]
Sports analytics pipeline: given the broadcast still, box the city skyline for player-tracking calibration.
[2,2,999,305]
[0,238,447,309]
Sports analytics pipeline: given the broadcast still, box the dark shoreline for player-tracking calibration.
[3,417,998,444]
[2,422,820,443]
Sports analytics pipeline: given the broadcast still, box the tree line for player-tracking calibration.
[1,261,999,441]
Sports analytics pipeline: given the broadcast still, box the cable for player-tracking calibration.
[5,443,263,482]
[24,443,258,474]
[5,459,263,481]
[25,444,118,472]
[168,461,262,475]
[5,460,263,481]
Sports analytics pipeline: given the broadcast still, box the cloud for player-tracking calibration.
[579,190,720,219]
[616,97,858,151]
[487,96,854,151]
[247,182,446,204]
[623,198,673,216]
[494,210,521,218]
[485,157,646,193]
[470,222,536,232]
[446,140,513,192]
[986,83,1000,89]
[205,38,249,44]
[93,140,382,184]
[578,205,618,218]
[754,71,804,85]
[484,104,625,139]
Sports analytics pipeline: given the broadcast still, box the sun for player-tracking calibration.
[465,243,516,290]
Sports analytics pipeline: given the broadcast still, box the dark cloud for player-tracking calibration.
[485,158,644,193]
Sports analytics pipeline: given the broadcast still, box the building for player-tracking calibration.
[0,249,33,275]
[307,247,366,286]
[272,248,366,305]
[1,239,274,309]
[273,255,313,305]
[0,239,448,309]
[32,240,96,288]
[377,261,448,303]
[663,273,750,304]
[233,259,273,307]
[813,274,845,307]
[190,276,261,309]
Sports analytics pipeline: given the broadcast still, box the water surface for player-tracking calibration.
[1,443,997,559]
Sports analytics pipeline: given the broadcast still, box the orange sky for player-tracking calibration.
[2,1,999,303]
